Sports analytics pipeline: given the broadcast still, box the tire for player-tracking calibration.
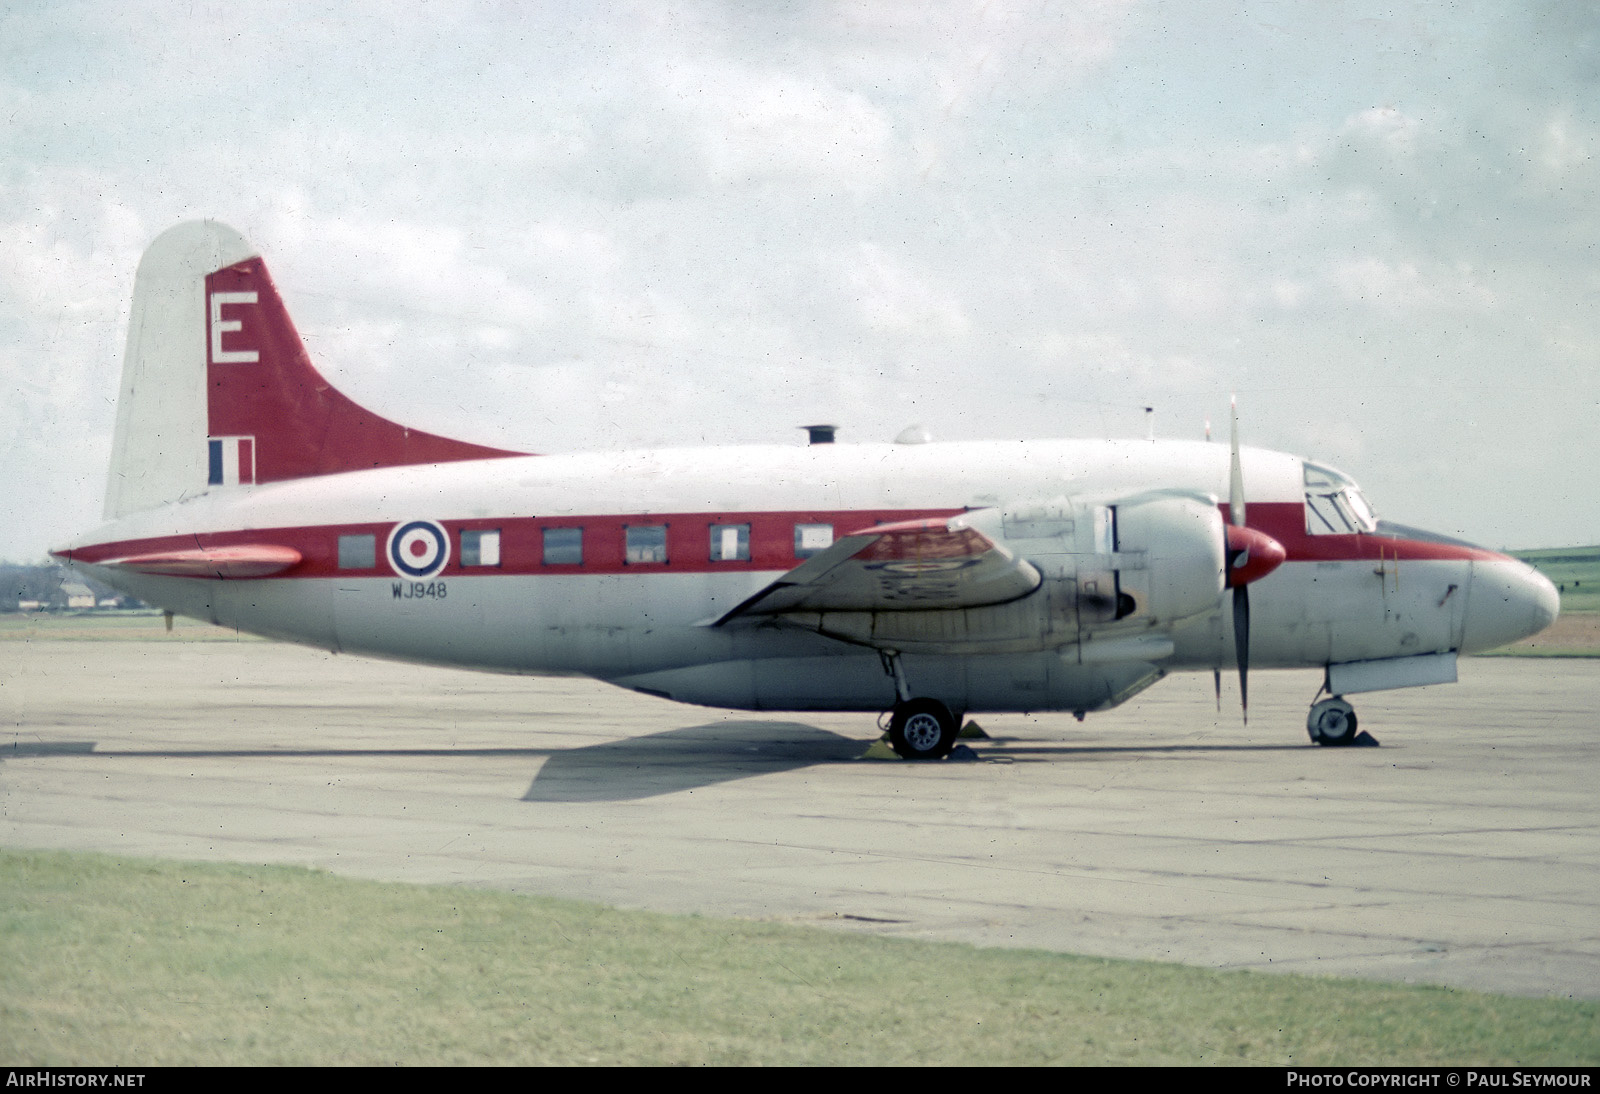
[888,698,958,760]
[1308,698,1358,746]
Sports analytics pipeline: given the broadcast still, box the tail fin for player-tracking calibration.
[104,220,523,520]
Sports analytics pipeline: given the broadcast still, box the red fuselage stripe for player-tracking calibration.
[60,502,1508,579]
[64,509,962,578]
[1232,502,1503,563]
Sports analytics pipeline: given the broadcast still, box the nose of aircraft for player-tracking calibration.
[1461,555,1560,653]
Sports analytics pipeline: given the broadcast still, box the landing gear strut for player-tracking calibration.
[888,698,959,761]
[879,649,960,760]
[1307,697,1358,746]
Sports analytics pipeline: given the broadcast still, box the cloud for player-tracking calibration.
[660,62,898,191]
[1,2,1598,555]
[1328,256,1496,312]
[835,242,970,337]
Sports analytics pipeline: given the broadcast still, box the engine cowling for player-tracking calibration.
[1108,494,1228,627]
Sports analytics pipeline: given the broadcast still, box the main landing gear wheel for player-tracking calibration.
[1307,697,1358,746]
[888,698,959,761]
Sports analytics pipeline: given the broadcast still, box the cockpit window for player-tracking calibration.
[1304,462,1377,535]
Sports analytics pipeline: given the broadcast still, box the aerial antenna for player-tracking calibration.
[1229,397,1245,529]
[1144,406,1155,441]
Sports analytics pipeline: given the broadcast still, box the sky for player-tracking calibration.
[2,0,1596,560]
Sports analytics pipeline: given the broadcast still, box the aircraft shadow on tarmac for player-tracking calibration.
[2,741,100,758]
[0,724,870,803]
[519,722,1310,802]
[3,729,1309,805]
[523,720,869,802]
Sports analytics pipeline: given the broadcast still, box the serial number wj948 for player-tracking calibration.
[393,581,447,600]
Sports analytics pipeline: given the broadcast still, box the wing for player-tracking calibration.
[715,513,1041,625]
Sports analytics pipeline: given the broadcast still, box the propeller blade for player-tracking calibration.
[1226,396,1250,723]
[1233,583,1250,724]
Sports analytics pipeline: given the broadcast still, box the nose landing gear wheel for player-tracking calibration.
[1308,697,1358,746]
[888,698,959,760]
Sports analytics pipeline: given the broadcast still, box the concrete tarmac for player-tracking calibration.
[3,637,1597,999]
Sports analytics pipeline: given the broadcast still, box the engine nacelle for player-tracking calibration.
[1109,494,1228,626]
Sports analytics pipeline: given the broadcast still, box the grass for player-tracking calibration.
[1484,546,1600,657]
[0,612,259,641]
[2,849,1595,1066]
[1511,546,1600,616]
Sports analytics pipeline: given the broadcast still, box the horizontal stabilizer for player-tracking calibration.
[101,544,303,579]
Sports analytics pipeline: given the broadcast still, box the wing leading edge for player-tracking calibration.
[715,513,1042,625]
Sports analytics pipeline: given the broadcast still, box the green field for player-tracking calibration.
[1512,545,1600,616]
[0,611,259,641]
[1,850,1594,1066]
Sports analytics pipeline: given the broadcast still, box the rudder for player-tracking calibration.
[104,220,522,520]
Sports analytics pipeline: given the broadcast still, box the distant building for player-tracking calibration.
[60,583,96,610]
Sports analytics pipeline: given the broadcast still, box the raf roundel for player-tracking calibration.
[387,519,451,579]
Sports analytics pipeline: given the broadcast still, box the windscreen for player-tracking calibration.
[1304,461,1377,535]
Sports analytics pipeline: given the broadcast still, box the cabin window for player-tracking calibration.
[709,523,750,562]
[542,527,583,565]
[1304,462,1378,535]
[338,534,375,570]
[461,529,501,567]
[794,522,833,559]
[625,524,668,564]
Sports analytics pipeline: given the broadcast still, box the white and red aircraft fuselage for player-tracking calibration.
[56,222,1559,759]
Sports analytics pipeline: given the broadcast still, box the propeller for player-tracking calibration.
[1230,398,1248,721]
[1221,398,1286,724]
